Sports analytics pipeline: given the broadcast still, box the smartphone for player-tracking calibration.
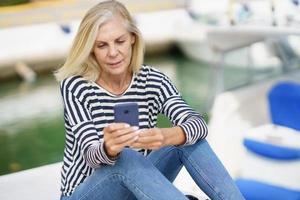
[113,102,139,127]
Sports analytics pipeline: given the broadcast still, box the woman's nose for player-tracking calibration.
[108,45,118,57]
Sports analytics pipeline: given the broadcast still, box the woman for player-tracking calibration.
[55,1,245,199]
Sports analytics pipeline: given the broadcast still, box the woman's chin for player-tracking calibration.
[107,66,128,76]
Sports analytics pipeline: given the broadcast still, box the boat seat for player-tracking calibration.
[268,81,300,131]
[236,81,300,199]
[236,179,300,200]
[237,125,300,200]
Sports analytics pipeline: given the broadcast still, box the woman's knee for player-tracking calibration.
[116,148,152,171]
[176,139,216,158]
[177,139,208,151]
[93,149,152,179]
[193,139,215,153]
[193,138,208,146]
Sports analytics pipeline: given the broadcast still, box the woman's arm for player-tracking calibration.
[132,70,208,150]
[61,78,116,167]
[161,126,186,146]
[158,75,208,145]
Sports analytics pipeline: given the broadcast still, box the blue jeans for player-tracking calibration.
[61,140,244,200]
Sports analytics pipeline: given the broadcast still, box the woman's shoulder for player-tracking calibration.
[138,65,167,79]
[60,75,91,93]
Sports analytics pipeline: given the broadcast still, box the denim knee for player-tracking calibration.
[92,149,152,179]
[114,148,153,172]
[179,139,208,150]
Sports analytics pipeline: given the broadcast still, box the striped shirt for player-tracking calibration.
[60,65,208,196]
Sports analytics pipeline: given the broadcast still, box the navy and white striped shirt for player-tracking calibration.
[60,65,208,196]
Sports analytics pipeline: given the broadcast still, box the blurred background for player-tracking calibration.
[0,0,300,199]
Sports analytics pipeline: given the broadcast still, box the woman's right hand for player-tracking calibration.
[103,123,140,158]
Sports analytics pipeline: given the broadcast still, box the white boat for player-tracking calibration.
[0,21,79,81]
[177,21,300,67]
[0,9,185,81]
[176,0,300,69]
[207,69,300,198]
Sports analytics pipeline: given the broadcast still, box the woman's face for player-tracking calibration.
[93,15,135,78]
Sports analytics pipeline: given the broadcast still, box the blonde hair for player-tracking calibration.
[54,0,144,81]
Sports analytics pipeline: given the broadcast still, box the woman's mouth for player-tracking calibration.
[108,60,123,68]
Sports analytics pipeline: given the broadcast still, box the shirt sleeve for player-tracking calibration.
[158,75,208,145]
[60,80,116,167]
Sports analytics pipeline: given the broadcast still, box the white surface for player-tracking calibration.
[0,163,61,200]
[174,167,209,199]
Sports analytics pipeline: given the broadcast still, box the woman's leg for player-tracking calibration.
[61,148,188,200]
[147,145,183,182]
[178,140,245,200]
[147,139,245,200]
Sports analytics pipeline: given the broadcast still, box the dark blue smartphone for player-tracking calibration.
[113,102,139,127]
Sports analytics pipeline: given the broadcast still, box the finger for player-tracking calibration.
[136,131,163,144]
[130,142,144,149]
[138,129,154,137]
[135,136,156,143]
[105,129,139,145]
[112,134,140,151]
[113,130,140,145]
[130,141,162,149]
[123,134,140,146]
[106,123,130,132]
[111,126,139,138]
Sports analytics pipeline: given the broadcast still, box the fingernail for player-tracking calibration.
[132,126,139,130]
[124,124,130,128]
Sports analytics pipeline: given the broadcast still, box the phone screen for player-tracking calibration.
[113,102,139,127]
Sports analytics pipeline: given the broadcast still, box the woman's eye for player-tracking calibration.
[117,40,125,44]
[97,44,106,48]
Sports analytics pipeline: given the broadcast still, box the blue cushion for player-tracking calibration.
[268,81,300,131]
[236,178,300,200]
[243,139,300,160]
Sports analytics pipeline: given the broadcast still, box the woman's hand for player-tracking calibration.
[103,123,140,157]
[130,127,186,150]
[130,128,166,150]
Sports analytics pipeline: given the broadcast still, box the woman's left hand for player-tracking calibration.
[130,128,165,150]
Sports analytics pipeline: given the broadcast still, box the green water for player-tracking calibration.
[0,50,288,175]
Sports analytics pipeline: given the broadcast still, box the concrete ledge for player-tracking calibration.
[0,162,61,200]
[0,162,209,199]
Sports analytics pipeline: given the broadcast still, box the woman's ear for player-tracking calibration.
[130,33,136,45]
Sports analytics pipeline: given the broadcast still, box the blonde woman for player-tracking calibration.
[56,1,245,199]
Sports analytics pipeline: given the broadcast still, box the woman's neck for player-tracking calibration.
[97,72,132,95]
